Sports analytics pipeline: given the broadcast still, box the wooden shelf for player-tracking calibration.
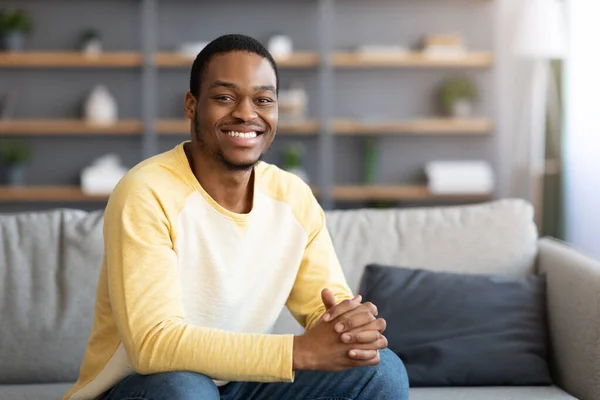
[155,51,320,68]
[331,185,492,202]
[0,119,491,136]
[332,51,492,68]
[0,52,143,68]
[0,186,109,202]
[0,51,491,69]
[333,118,493,135]
[0,184,491,203]
[156,119,319,135]
[0,119,143,135]
[0,51,492,69]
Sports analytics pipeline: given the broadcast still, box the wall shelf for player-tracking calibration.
[0,186,108,202]
[0,52,143,68]
[155,51,320,68]
[332,51,492,68]
[0,120,143,135]
[331,185,492,202]
[0,51,491,69]
[0,184,491,203]
[156,119,319,135]
[0,119,490,136]
[333,118,493,135]
[0,2,497,211]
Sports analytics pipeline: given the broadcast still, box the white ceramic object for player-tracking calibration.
[85,85,117,125]
[425,160,494,194]
[278,85,308,122]
[83,39,102,55]
[81,153,128,194]
[178,42,209,58]
[268,34,293,58]
[452,99,473,118]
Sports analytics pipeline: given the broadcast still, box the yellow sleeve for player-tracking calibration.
[285,189,354,330]
[105,178,294,382]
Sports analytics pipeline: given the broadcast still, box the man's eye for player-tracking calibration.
[215,95,233,101]
[257,98,274,104]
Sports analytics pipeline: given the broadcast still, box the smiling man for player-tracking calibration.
[63,34,409,400]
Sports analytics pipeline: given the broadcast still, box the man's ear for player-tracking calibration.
[184,91,196,120]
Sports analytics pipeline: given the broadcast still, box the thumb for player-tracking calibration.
[321,288,337,310]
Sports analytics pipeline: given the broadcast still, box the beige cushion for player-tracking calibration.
[326,198,539,294]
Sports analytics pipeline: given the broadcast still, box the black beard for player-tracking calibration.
[194,113,262,171]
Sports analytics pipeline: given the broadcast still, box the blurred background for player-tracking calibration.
[0,0,597,257]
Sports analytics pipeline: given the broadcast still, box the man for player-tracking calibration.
[64,34,409,400]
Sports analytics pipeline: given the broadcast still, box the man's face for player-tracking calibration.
[185,51,278,171]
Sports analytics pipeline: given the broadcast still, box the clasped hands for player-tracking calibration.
[292,288,388,372]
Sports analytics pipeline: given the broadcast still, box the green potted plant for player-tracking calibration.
[0,139,32,186]
[282,143,309,183]
[438,77,478,118]
[0,8,33,51]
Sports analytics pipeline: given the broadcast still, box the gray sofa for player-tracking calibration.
[0,198,598,400]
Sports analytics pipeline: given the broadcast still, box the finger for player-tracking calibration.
[348,349,379,361]
[320,288,337,311]
[322,295,362,322]
[341,329,382,344]
[335,311,376,333]
[335,301,377,321]
[348,334,388,351]
[353,351,381,367]
[343,317,387,337]
[333,303,379,331]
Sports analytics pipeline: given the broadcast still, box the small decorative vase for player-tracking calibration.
[283,143,310,183]
[268,33,293,59]
[82,38,102,55]
[451,99,473,119]
[85,85,117,125]
[2,31,25,52]
[6,164,27,186]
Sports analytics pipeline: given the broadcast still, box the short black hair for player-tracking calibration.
[189,33,279,98]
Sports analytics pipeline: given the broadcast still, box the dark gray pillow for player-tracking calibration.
[359,264,552,387]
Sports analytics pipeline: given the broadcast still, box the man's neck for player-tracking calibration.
[184,143,254,214]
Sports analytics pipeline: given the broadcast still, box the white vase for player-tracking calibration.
[451,99,473,119]
[83,39,102,55]
[268,34,293,58]
[85,85,117,125]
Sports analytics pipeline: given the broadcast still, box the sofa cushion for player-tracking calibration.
[326,199,538,293]
[410,386,577,400]
[359,264,552,387]
[0,209,104,384]
[0,383,74,400]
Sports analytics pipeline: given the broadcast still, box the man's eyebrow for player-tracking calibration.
[254,85,276,93]
[208,81,275,94]
[209,80,239,90]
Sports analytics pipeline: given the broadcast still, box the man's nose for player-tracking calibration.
[232,98,258,122]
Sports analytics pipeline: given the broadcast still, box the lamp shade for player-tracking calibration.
[514,0,567,59]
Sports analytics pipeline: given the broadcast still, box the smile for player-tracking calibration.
[224,131,258,139]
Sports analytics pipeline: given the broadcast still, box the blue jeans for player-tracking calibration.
[102,348,409,400]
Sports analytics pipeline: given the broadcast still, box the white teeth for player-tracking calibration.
[226,131,257,139]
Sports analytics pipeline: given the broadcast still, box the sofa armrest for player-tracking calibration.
[538,237,600,400]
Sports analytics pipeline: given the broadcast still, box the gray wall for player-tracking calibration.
[0,0,496,212]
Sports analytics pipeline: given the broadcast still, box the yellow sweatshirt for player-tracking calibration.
[63,142,353,400]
